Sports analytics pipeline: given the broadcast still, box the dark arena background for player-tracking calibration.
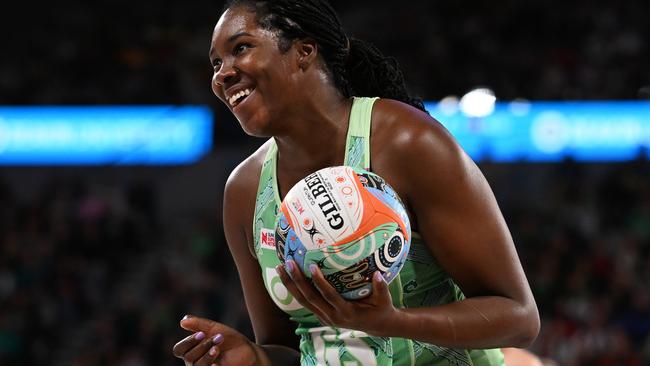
[1,1,649,365]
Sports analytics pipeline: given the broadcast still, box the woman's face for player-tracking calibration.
[209,6,300,136]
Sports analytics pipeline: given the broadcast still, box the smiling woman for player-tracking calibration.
[172,1,540,365]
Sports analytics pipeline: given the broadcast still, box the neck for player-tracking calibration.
[273,84,352,169]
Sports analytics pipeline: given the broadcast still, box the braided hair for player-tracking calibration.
[223,0,426,112]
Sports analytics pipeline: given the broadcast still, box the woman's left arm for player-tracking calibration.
[375,102,540,348]
[278,100,540,349]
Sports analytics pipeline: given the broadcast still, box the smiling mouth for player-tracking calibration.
[228,88,254,108]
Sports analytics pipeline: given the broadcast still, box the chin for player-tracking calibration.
[236,113,272,138]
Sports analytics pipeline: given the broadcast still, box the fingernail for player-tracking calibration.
[182,314,192,320]
[374,272,384,282]
[286,260,295,273]
[275,264,283,274]
[309,263,318,275]
[209,346,217,356]
[195,331,205,340]
[213,333,224,344]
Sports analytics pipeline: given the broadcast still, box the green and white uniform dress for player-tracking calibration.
[252,97,505,366]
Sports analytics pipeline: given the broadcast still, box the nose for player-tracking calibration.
[214,62,237,88]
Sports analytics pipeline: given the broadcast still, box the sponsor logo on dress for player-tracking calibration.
[260,228,276,250]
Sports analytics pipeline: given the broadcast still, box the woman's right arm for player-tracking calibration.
[222,158,301,363]
[174,153,300,366]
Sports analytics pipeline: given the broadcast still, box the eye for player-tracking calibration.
[234,43,251,55]
[212,59,222,70]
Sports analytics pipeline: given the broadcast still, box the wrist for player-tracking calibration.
[366,307,404,338]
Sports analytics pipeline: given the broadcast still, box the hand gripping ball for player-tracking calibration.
[275,166,411,299]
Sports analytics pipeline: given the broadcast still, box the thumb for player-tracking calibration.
[371,272,391,302]
[180,315,220,333]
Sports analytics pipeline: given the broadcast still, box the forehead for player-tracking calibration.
[213,7,257,38]
[210,7,277,51]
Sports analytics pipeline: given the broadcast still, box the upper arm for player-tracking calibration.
[223,158,300,349]
[376,100,535,306]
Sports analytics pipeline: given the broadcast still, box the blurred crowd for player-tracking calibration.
[0,178,155,364]
[1,0,649,365]
[2,162,650,365]
[1,1,648,111]
[0,175,245,365]
[485,162,650,365]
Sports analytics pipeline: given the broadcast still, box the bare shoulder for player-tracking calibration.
[223,139,275,254]
[370,99,470,185]
[225,138,274,199]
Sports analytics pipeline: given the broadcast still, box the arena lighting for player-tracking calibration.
[507,98,532,116]
[459,87,497,118]
[426,100,650,162]
[0,106,212,165]
[438,95,460,116]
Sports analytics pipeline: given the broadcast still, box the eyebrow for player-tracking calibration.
[227,31,253,43]
[209,31,254,63]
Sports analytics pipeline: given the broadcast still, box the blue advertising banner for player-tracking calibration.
[0,106,212,165]
[1,102,648,164]
[427,101,650,162]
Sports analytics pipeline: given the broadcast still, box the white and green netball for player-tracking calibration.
[275,166,411,300]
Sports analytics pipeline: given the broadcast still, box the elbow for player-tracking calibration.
[513,304,540,347]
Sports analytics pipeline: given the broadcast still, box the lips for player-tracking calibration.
[227,87,255,108]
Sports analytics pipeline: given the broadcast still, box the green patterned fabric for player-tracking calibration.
[251,97,504,365]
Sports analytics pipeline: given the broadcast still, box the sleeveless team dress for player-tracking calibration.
[252,97,505,366]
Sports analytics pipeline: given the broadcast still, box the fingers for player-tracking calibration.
[370,271,391,303]
[197,345,220,366]
[186,334,224,366]
[308,263,346,308]
[173,331,207,358]
[276,261,334,320]
[372,272,388,294]
[173,331,224,365]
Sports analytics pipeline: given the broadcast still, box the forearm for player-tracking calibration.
[375,296,539,349]
[256,344,301,366]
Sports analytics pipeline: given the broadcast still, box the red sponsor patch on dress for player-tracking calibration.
[260,228,276,250]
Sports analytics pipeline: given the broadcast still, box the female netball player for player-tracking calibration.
[173,1,540,365]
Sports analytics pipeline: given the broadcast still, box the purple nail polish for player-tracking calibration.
[209,346,217,356]
[213,333,224,344]
[374,272,384,282]
[195,331,205,340]
[309,263,318,275]
[286,260,295,273]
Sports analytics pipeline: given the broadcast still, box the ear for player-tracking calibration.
[294,38,318,71]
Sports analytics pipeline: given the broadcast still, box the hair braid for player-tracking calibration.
[223,0,426,112]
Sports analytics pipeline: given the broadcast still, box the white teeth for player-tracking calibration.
[228,88,252,107]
